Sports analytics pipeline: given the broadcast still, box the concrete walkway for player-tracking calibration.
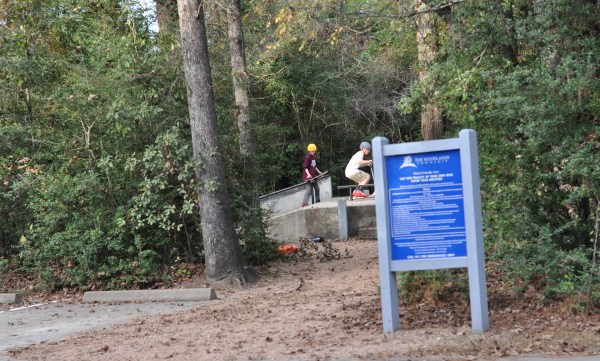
[0,298,218,361]
[0,288,218,361]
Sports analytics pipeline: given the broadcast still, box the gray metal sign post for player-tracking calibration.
[373,129,489,333]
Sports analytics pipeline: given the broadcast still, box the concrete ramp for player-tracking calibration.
[266,197,376,242]
[259,175,332,216]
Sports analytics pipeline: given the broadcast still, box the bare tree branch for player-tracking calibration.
[343,0,467,20]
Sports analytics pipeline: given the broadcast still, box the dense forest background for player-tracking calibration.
[1,0,599,308]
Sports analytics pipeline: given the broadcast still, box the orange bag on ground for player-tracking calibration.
[277,245,299,254]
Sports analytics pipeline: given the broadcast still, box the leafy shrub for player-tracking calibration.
[123,125,202,263]
[9,125,204,290]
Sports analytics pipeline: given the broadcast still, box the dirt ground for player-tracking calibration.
[7,238,600,361]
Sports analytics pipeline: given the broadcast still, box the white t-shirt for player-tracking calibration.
[345,150,365,176]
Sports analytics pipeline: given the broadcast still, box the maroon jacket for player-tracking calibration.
[302,153,318,181]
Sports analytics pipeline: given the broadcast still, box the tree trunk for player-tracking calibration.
[155,0,178,34]
[176,0,248,285]
[1,0,7,24]
[414,0,443,140]
[337,0,344,15]
[226,0,256,158]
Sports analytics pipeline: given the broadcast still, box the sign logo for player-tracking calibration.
[400,155,417,168]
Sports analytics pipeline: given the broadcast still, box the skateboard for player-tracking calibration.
[305,170,328,183]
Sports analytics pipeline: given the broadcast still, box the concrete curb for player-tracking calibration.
[0,293,21,304]
[83,288,217,303]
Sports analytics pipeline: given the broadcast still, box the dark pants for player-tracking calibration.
[303,180,320,204]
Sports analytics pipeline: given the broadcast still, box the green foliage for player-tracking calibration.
[423,0,600,302]
[18,171,121,287]
[1,0,599,305]
[124,125,201,260]
[0,0,199,289]
[233,200,280,267]
[247,1,421,192]
[6,124,203,290]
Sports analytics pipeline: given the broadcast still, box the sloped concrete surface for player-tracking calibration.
[267,197,376,242]
[260,176,333,216]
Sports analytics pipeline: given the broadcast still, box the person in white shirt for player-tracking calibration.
[344,142,373,198]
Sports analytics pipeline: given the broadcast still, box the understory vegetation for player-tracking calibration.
[0,0,598,309]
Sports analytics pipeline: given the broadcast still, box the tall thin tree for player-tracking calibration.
[224,0,259,206]
[176,0,248,284]
[156,0,178,34]
[404,0,443,140]
[226,0,256,158]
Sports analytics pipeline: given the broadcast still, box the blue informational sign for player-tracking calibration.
[373,130,489,334]
[386,149,467,261]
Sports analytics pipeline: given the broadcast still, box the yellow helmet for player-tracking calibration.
[307,143,317,152]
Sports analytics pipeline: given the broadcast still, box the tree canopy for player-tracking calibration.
[1,0,599,306]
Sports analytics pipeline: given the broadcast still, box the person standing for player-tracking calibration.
[345,141,373,198]
[301,143,323,207]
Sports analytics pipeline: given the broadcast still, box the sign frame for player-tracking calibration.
[373,129,489,333]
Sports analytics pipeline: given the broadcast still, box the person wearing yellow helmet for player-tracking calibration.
[301,143,323,207]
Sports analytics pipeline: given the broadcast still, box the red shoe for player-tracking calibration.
[352,190,368,198]
[301,202,307,208]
